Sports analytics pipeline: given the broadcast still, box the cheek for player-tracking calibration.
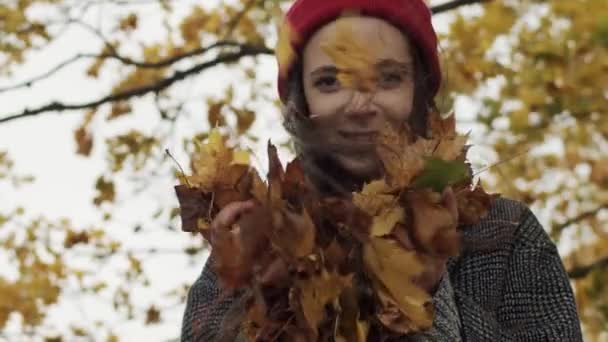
[376,87,414,122]
[305,90,352,117]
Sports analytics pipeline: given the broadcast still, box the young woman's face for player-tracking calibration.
[302,16,415,179]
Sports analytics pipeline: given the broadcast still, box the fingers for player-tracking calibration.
[211,200,256,231]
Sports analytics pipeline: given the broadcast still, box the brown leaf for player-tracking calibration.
[145,305,161,325]
[427,110,456,138]
[296,270,353,338]
[267,142,284,208]
[207,101,226,127]
[93,176,115,206]
[283,158,309,209]
[174,185,213,234]
[274,209,316,258]
[236,108,256,134]
[74,127,93,156]
[377,123,425,188]
[455,184,499,225]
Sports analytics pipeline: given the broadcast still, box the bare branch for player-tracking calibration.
[554,204,608,232]
[568,255,608,279]
[0,44,273,124]
[430,0,491,14]
[0,41,249,93]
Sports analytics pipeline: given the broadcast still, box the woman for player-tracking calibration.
[181,0,582,340]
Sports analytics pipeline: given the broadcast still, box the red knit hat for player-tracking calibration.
[277,0,441,104]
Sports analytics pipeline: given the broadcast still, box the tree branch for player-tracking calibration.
[0,44,273,124]
[568,255,608,279]
[0,41,248,93]
[430,0,491,14]
[554,204,608,232]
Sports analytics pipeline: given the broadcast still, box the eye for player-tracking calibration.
[379,71,404,88]
[313,75,340,92]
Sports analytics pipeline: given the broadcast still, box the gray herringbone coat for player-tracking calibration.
[181,198,583,341]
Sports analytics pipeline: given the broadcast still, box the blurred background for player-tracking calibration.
[0,0,607,340]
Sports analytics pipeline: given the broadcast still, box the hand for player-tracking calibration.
[209,200,256,248]
[404,186,459,293]
[208,200,290,289]
[208,200,256,287]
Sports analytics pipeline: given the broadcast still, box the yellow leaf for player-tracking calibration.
[297,270,353,337]
[370,206,404,237]
[320,16,377,91]
[276,19,299,78]
[353,179,394,216]
[231,150,250,166]
[363,238,432,333]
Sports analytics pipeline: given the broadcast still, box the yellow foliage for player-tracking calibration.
[188,129,250,190]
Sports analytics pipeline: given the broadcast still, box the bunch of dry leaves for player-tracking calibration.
[174,110,497,341]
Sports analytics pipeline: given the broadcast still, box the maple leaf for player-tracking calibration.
[276,18,299,78]
[427,110,457,138]
[352,179,395,216]
[370,206,404,237]
[295,270,354,339]
[334,286,368,342]
[455,184,499,225]
[320,16,377,91]
[363,237,432,333]
[376,123,426,188]
[188,129,250,190]
[272,208,316,258]
[267,141,284,209]
[412,158,470,192]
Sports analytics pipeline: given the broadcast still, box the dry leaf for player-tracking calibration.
[320,17,377,91]
[363,237,432,333]
[296,270,353,338]
[370,206,404,237]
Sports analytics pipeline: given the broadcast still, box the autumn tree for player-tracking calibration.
[0,0,606,340]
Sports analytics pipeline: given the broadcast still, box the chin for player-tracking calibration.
[335,154,381,181]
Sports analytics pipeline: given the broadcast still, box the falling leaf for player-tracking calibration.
[321,16,378,91]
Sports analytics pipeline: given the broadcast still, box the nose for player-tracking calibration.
[344,89,377,123]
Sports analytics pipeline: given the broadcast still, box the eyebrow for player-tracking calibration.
[309,65,338,78]
[309,59,413,77]
[376,58,413,70]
